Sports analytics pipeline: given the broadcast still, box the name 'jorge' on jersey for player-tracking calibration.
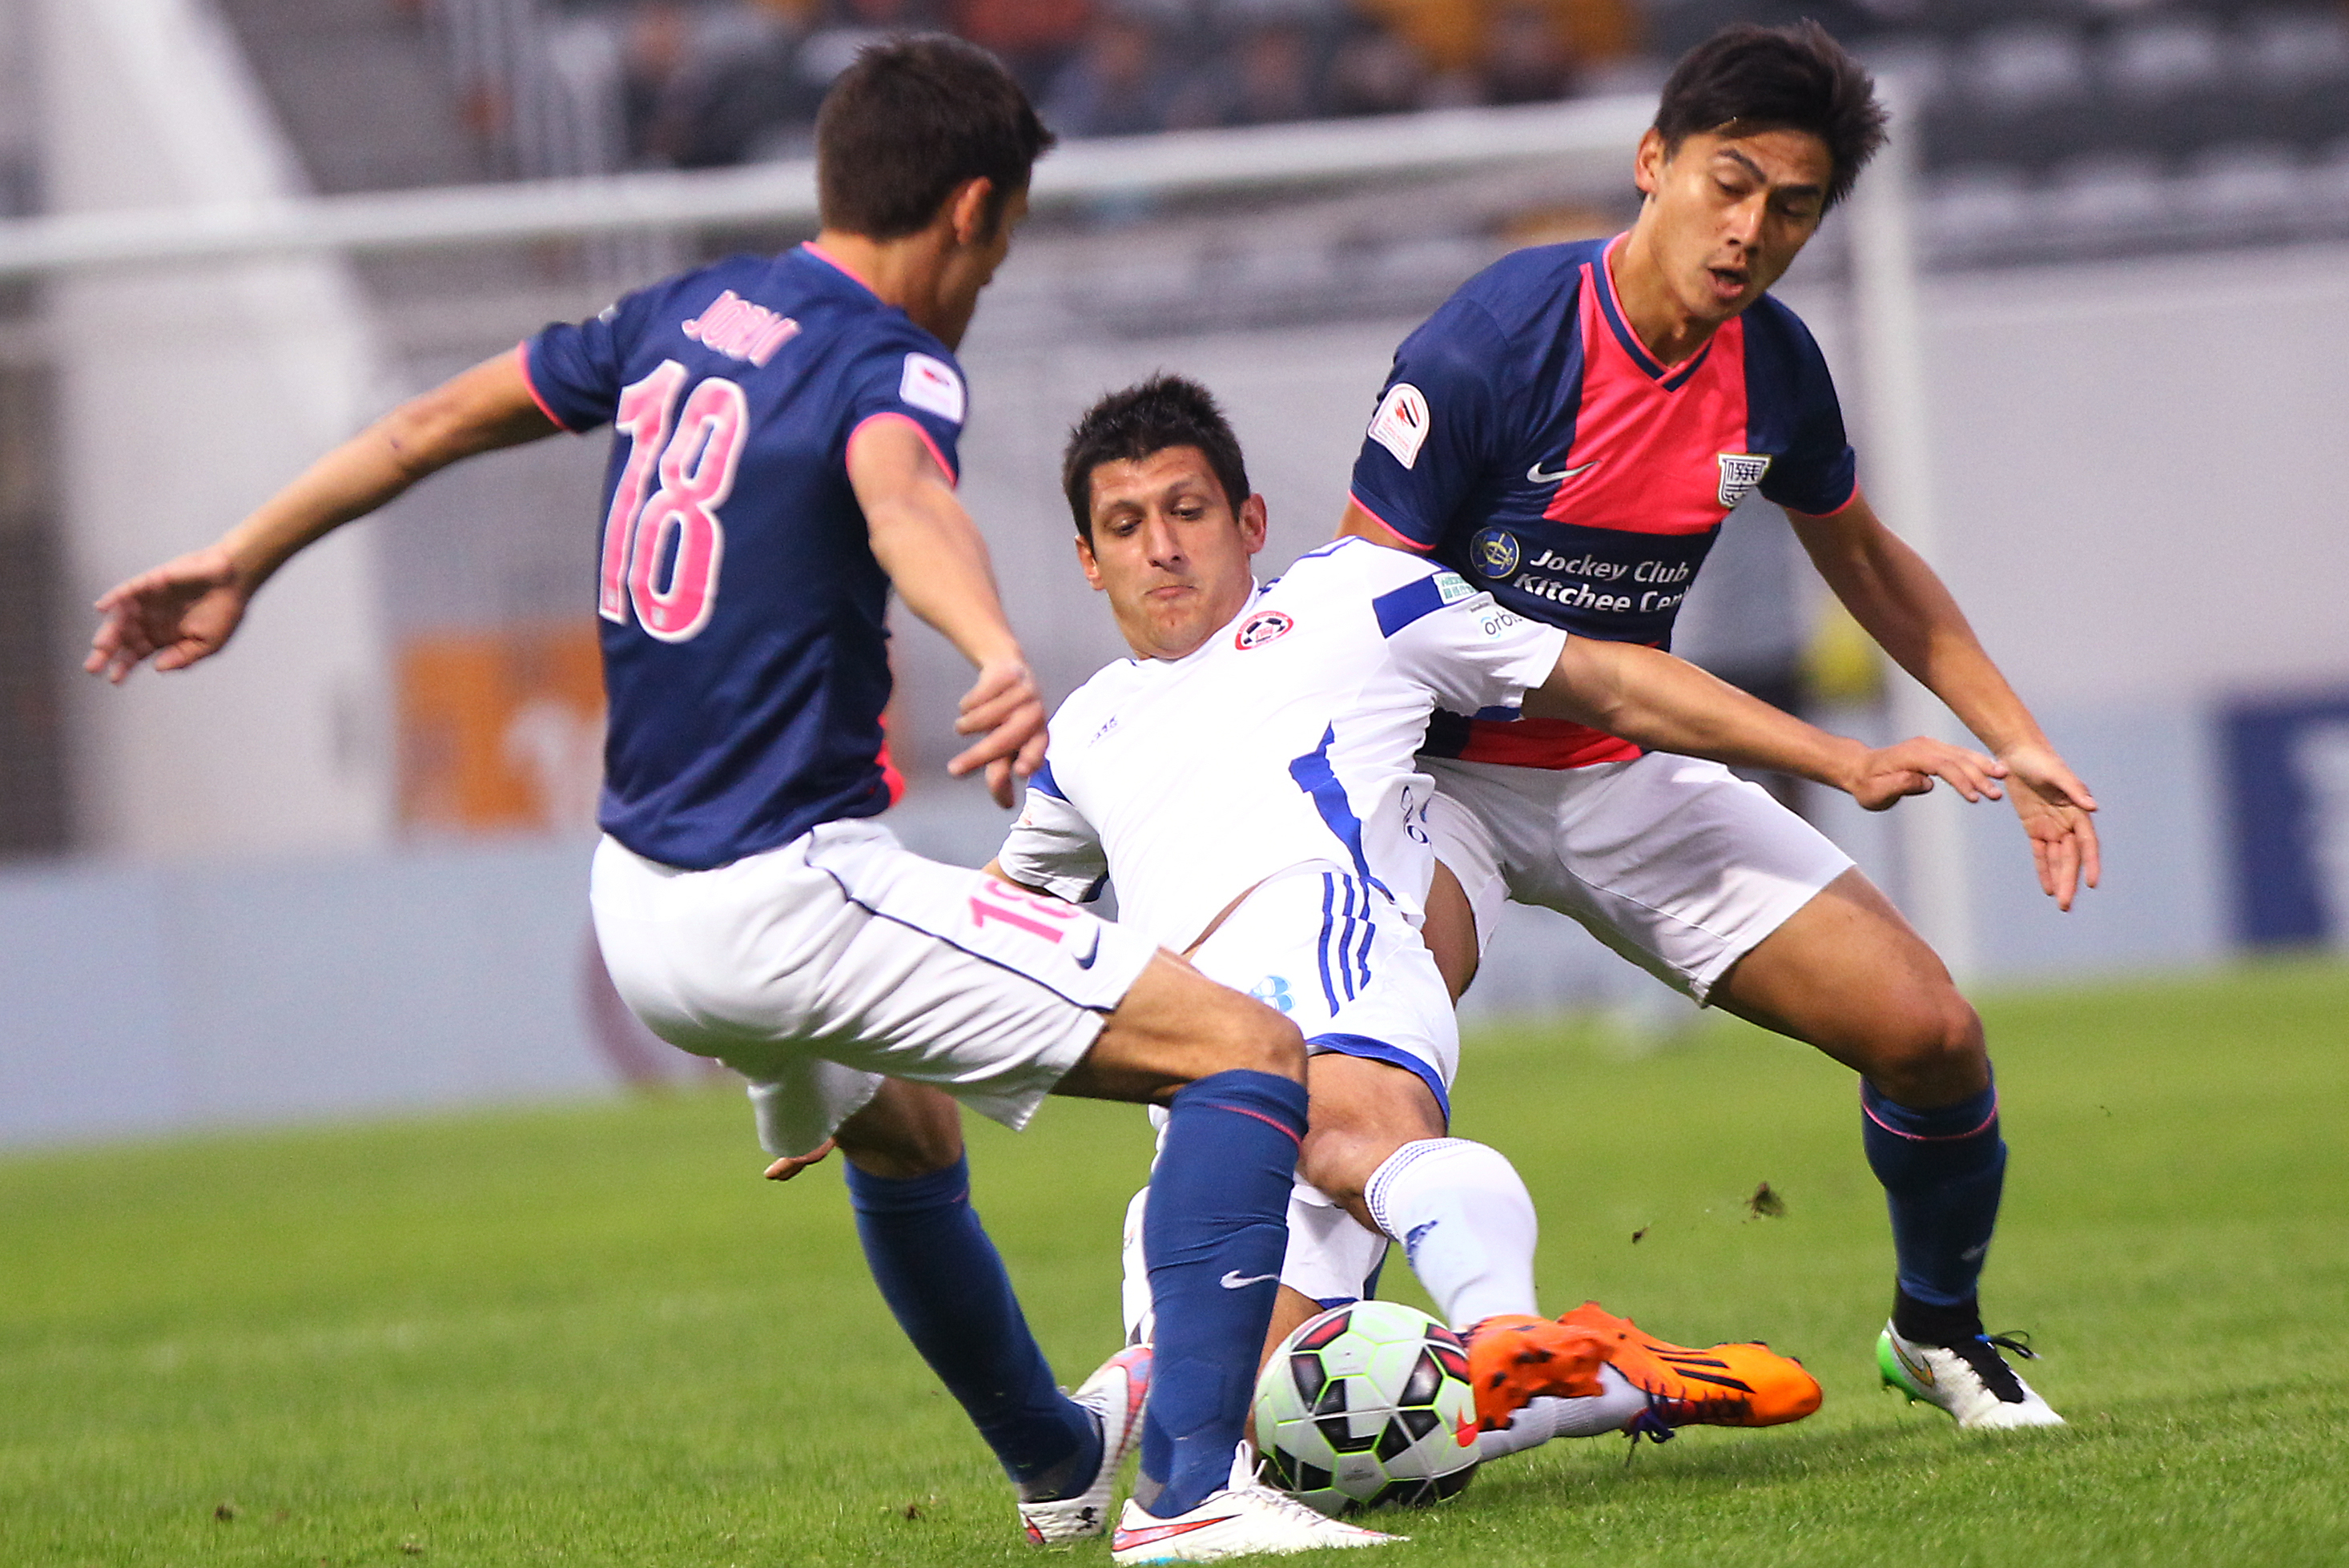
[521,242,968,871]
[995,537,1569,953]
[1347,232,1857,771]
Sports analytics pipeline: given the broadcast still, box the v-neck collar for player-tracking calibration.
[1592,233,1714,392]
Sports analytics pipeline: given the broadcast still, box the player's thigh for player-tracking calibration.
[1056,951,1305,1103]
[1711,866,1987,1100]
[1184,865,1454,1214]
[591,822,1157,1153]
[1427,752,1853,1003]
[1422,786,1504,989]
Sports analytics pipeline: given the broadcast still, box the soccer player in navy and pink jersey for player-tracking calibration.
[1339,22,2094,1430]
[87,38,1392,1562]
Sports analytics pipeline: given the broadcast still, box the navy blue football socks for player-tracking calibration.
[844,1154,1098,1498]
[1860,1077,2006,1326]
[1135,1069,1309,1518]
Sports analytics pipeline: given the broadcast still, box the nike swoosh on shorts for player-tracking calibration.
[1220,1271,1280,1289]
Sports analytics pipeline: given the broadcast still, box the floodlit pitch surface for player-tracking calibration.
[4,959,2344,1567]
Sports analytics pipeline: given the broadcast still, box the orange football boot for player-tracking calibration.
[1462,1315,1610,1432]
[1559,1301,1822,1429]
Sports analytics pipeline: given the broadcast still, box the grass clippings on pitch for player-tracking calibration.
[2,958,2345,1567]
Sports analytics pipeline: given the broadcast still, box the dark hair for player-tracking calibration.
[1063,375,1253,541]
[815,36,1055,239]
[1652,21,1887,210]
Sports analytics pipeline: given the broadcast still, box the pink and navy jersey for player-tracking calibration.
[522,243,967,870]
[1349,233,1856,769]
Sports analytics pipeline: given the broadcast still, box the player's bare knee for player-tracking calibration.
[1868,987,1988,1101]
[832,1082,964,1179]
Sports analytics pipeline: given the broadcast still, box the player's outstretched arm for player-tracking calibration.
[847,418,1044,806]
[86,350,561,684]
[1528,637,2010,811]
[1789,488,2101,908]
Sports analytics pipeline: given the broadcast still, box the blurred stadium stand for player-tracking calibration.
[187,0,2349,264]
[8,0,2349,1143]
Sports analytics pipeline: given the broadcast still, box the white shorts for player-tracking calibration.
[1190,862,1453,1310]
[589,820,1158,1158]
[1422,751,1855,1003]
[1187,862,1458,1118]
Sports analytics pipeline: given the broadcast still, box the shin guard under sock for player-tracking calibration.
[1860,1079,2005,1318]
[845,1156,1096,1495]
[1134,1070,1308,1518]
[1362,1138,1539,1327]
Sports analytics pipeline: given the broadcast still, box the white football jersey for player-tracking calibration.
[996,537,1569,951]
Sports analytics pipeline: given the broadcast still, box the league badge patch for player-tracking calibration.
[1470,528,1520,578]
[899,353,967,424]
[1716,452,1773,509]
[1367,383,1430,469]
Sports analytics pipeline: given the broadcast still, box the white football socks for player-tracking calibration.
[1475,1373,1651,1457]
[1361,1138,1539,1326]
[1361,1138,1651,1456]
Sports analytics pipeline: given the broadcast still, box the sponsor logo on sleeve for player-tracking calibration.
[1716,452,1773,509]
[1367,382,1430,468]
[1470,527,1520,577]
[1434,571,1475,605]
[1234,609,1295,649]
[681,290,799,365]
[899,352,967,424]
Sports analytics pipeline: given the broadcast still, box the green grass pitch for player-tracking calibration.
[4,959,2345,1567]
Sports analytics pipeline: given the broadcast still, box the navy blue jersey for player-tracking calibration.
[1348,235,1855,769]
[524,243,968,869]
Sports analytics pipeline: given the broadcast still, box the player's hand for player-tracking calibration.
[763,1140,835,1182]
[1847,737,2008,812]
[948,658,1048,809]
[84,545,251,685]
[1997,739,2100,911]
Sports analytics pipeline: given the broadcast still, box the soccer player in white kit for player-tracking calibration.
[83,42,1393,1566]
[993,376,2007,1463]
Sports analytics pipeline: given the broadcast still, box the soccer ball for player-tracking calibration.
[1252,1301,1481,1515]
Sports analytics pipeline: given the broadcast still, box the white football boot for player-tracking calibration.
[1109,1448,1402,1563]
[1020,1345,1154,1544]
[1877,1323,2065,1430]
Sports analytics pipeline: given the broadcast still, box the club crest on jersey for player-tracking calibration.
[1717,452,1772,509]
[682,290,799,366]
[1234,610,1295,649]
[1367,383,1430,469]
[1470,528,1520,578]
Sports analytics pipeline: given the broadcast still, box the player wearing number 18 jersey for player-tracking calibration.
[523,242,969,871]
[87,42,1373,1561]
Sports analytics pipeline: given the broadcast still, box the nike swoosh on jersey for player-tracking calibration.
[1527,459,1598,484]
[1219,1270,1281,1289]
[1072,930,1103,969]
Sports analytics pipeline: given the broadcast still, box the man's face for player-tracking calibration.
[1076,444,1266,661]
[1633,126,1832,326]
[934,187,1028,348]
